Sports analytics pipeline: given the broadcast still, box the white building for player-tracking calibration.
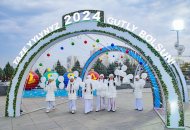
[67,56,78,70]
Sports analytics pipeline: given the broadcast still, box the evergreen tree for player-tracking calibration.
[123,59,137,74]
[55,60,67,76]
[72,60,82,75]
[93,59,107,76]
[0,68,3,81]
[107,62,117,77]
[3,62,14,81]
[35,69,42,78]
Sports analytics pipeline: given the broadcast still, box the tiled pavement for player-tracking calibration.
[0,89,189,130]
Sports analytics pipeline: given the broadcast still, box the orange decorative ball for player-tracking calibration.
[88,70,99,80]
[24,71,40,90]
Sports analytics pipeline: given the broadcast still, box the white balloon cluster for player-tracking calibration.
[58,76,64,89]
[123,73,148,84]
[122,74,133,84]
[73,71,84,87]
[39,77,46,88]
[114,65,128,86]
[114,65,127,77]
[39,73,63,89]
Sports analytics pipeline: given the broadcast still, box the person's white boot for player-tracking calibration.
[71,110,75,114]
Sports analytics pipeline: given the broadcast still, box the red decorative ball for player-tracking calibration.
[88,70,100,80]
[121,56,123,58]
[84,40,87,44]
[24,71,39,90]
[99,48,102,51]
[126,50,129,53]
[47,53,50,57]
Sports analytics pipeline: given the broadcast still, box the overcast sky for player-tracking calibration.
[0,0,190,68]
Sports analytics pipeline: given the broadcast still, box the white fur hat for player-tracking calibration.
[109,74,114,78]
[100,74,104,77]
[135,75,140,79]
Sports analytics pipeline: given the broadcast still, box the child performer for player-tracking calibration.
[66,76,79,114]
[96,74,107,112]
[83,75,95,114]
[44,77,57,113]
[106,74,119,112]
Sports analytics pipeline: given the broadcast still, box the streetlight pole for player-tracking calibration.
[172,19,185,65]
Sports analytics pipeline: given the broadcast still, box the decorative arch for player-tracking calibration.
[5,10,188,129]
[81,45,162,108]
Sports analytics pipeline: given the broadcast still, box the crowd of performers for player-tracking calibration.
[42,72,146,114]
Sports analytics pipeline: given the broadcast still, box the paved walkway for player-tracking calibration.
[0,89,189,130]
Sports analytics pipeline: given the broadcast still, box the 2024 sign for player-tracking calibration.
[62,10,102,26]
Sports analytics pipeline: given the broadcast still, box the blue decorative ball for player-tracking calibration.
[60,47,64,50]
[140,62,143,65]
[111,43,114,47]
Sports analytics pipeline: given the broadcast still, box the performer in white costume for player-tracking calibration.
[83,75,95,114]
[73,71,83,98]
[66,76,79,114]
[44,78,57,113]
[96,74,107,112]
[130,75,146,111]
[106,74,119,112]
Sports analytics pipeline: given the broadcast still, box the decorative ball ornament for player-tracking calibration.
[106,52,109,55]
[118,70,124,77]
[58,76,64,82]
[121,65,127,71]
[96,39,100,43]
[113,55,115,57]
[24,71,40,90]
[111,43,114,47]
[60,47,64,50]
[71,42,75,45]
[121,56,123,58]
[88,70,99,80]
[140,62,143,65]
[39,83,45,88]
[126,50,129,53]
[114,69,119,75]
[40,77,46,83]
[84,40,88,44]
[120,71,127,77]
[47,53,50,57]
[59,83,64,89]
[39,63,43,66]
[99,48,102,51]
